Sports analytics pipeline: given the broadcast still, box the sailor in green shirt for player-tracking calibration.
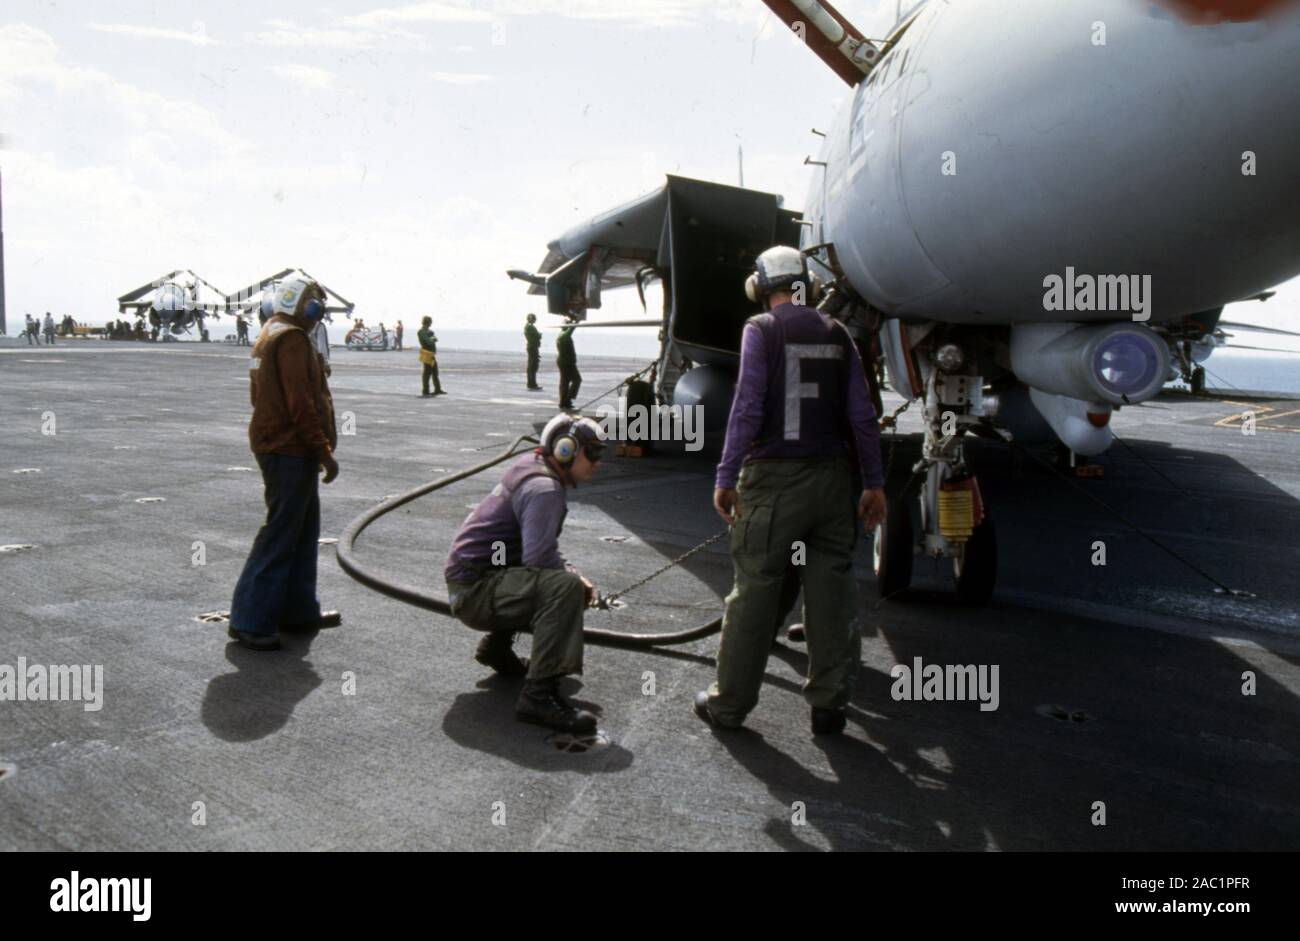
[556,320,580,410]
[524,314,543,390]
[418,315,445,396]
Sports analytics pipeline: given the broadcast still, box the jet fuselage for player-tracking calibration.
[803,0,1300,325]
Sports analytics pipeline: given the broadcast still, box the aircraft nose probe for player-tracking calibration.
[336,434,725,650]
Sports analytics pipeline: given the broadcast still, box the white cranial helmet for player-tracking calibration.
[744,245,808,303]
[271,275,322,319]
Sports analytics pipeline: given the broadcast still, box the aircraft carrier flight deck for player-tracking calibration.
[1,339,1296,852]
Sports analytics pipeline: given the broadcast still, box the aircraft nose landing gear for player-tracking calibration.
[872,492,913,599]
[950,498,997,605]
[873,362,998,604]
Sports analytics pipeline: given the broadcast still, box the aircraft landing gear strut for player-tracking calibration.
[873,366,998,604]
[1172,337,1211,395]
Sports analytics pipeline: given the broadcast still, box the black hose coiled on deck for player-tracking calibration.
[336,435,722,649]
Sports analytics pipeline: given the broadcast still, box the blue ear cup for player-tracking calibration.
[303,298,324,321]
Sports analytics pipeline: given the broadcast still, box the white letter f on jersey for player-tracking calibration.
[784,344,843,439]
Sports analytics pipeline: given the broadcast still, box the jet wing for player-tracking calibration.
[116,270,183,307]
[1219,320,1300,339]
[510,175,801,364]
[116,270,228,314]
[509,185,669,315]
[225,268,356,317]
[224,269,297,312]
[182,270,231,314]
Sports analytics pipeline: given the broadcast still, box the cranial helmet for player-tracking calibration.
[744,245,808,304]
[540,414,606,465]
[271,275,325,321]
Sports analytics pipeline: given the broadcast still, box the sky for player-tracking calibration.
[0,0,897,332]
[0,0,1296,339]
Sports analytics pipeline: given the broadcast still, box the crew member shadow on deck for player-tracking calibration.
[201,630,324,743]
[440,675,634,774]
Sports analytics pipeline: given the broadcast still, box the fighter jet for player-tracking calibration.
[116,270,228,341]
[508,0,1300,602]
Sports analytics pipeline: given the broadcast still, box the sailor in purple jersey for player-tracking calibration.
[444,414,606,734]
[695,246,887,735]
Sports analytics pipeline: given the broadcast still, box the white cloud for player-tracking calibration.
[86,23,222,46]
[247,0,792,54]
[0,24,247,158]
[271,64,334,91]
[339,0,758,32]
[341,2,492,28]
[502,0,739,28]
[247,20,388,49]
[0,7,868,332]
[427,71,494,85]
[0,23,63,83]
[0,23,362,319]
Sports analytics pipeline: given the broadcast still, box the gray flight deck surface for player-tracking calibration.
[1,338,1297,852]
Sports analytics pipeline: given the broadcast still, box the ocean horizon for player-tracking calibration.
[23,323,1294,399]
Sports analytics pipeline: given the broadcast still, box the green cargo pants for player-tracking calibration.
[446,566,586,680]
[706,457,861,726]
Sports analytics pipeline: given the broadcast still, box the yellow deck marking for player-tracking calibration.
[1214,403,1300,432]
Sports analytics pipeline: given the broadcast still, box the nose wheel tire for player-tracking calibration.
[873,496,914,599]
[952,516,997,605]
[624,379,656,454]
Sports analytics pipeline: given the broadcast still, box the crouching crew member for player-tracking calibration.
[229,276,341,651]
[695,246,886,735]
[444,415,606,733]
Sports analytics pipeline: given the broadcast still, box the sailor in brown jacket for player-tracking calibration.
[228,276,341,650]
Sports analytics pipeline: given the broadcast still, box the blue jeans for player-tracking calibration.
[230,453,322,636]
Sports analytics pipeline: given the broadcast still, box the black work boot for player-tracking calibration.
[227,626,280,651]
[694,691,742,729]
[281,610,342,632]
[515,678,597,733]
[475,631,528,676]
[693,691,719,726]
[811,707,847,736]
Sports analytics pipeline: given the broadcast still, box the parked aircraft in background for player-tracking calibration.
[116,270,228,340]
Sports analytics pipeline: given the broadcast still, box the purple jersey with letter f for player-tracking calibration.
[716,302,884,490]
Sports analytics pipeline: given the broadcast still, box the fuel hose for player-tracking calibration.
[336,434,723,649]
